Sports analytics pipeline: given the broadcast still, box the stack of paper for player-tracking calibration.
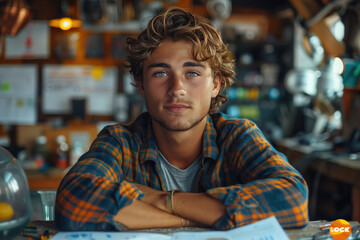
[50,216,289,240]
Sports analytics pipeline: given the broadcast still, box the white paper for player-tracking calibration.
[42,65,117,115]
[174,216,289,240]
[5,21,50,59]
[50,232,171,240]
[0,65,37,124]
[50,216,289,240]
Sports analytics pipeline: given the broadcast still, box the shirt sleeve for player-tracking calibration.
[55,130,144,231]
[206,120,309,230]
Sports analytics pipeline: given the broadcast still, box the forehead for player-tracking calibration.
[150,40,192,58]
[145,40,210,67]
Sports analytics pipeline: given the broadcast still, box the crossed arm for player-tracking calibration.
[56,163,308,231]
[56,123,309,231]
[113,184,226,229]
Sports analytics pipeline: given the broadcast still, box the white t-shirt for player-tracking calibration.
[158,150,201,192]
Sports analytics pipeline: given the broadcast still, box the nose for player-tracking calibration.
[168,74,186,97]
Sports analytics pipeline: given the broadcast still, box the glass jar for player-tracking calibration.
[0,146,32,240]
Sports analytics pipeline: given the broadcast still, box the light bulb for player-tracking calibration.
[334,57,344,75]
[59,17,72,30]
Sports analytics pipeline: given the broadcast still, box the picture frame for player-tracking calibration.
[85,34,104,58]
[111,35,127,58]
[54,32,79,59]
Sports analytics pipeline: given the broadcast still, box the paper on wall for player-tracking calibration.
[42,65,117,115]
[0,65,37,124]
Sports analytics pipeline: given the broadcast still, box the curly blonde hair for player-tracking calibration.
[126,7,235,114]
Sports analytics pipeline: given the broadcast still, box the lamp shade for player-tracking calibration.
[49,17,82,30]
[48,0,82,30]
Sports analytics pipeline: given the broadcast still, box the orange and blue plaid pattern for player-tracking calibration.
[55,112,308,231]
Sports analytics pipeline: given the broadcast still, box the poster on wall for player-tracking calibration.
[5,21,50,59]
[0,65,37,124]
[42,65,117,115]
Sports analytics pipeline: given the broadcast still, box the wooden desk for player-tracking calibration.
[26,168,66,190]
[12,220,360,240]
[276,138,360,222]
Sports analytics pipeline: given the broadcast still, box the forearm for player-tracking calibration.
[114,199,184,229]
[172,192,226,226]
[56,169,143,231]
[135,184,226,227]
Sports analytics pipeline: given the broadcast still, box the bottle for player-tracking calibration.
[33,135,50,169]
[69,140,84,166]
[54,135,69,169]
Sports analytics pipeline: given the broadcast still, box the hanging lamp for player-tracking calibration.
[49,0,81,30]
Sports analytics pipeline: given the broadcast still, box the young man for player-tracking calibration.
[55,7,308,231]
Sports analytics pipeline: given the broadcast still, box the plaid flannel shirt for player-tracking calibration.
[55,112,308,231]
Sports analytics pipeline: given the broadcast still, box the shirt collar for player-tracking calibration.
[138,113,158,164]
[202,115,219,161]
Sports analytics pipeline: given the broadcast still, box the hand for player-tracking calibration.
[134,183,168,212]
[182,218,201,227]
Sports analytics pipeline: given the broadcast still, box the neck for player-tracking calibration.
[152,119,206,170]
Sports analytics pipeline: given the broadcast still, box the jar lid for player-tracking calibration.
[0,146,15,165]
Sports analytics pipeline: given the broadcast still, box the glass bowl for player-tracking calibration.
[0,146,32,240]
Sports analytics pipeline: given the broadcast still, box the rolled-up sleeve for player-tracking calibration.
[207,172,308,230]
[205,118,308,230]
[55,130,144,231]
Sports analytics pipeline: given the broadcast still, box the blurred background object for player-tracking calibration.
[206,0,232,29]
[0,0,32,36]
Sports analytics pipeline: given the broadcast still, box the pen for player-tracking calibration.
[24,226,38,234]
[319,223,331,230]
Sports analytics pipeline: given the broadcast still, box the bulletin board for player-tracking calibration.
[0,65,37,124]
[42,65,117,115]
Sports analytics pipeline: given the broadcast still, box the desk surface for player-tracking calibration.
[12,220,360,240]
[276,138,360,186]
[276,138,360,222]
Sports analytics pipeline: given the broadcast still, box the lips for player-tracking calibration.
[164,103,190,113]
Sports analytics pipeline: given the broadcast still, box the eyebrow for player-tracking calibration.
[147,61,205,69]
[183,62,205,68]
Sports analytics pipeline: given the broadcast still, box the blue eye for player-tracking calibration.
[153,71,167,77]
[188,72,199,77]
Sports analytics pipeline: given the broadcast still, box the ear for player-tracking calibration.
[211,74,221,98]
